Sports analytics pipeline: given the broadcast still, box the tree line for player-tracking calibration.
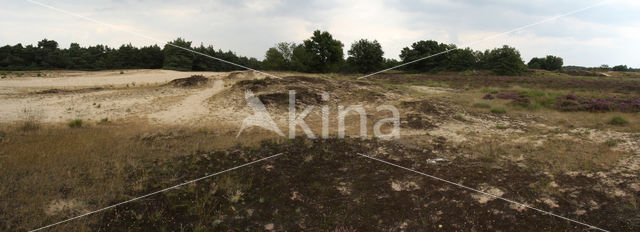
[1,30,634,75]
[0,38,259,72]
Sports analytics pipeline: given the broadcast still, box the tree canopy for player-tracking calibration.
[527,55,563,71]
[0,38,257,71]
[1,32,592,76]
[478,45,527,75]
[346,39,384,73]
[302,30,344,73]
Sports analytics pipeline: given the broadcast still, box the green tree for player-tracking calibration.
[527,55,563,71]
[346,39,384,73]
[163,38,194,71]
[66,43,87,69]
[399,40,455,72]
[449,47,476,71]
[263,47,287,70]
[543,55,563,71]
[263,42,295,71]
[191,44,217,71]
[290,44,313,72]
[611,65,628,71]
[37,39,66,69]
[139,45,164,69]
[527,57,544,69]
[116,44,141,69]
[382,58,400,69]
[480,45,527,75]
[302,30,344,73]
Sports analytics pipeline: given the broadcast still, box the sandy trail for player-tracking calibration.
[149,79,226,124]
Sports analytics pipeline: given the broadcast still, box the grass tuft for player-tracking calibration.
[472,103,491,108]
[490,107,506,114]
[68,119,83,128]
[608,116,629,126]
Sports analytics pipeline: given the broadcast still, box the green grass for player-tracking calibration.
[68,119,83,128]
[491,107,506,114]
[472,103,491,108]
[608,116,629,126]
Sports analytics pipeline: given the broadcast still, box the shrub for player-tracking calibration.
[482,94,495,100]
[496,124,507,129]
[68,119,83,128]
[472,103,491,108]
[604,139,622,147]
[19,108,40,132]
[555,94,640,112]
[496,92,520,99]
[454,113,465,121]
[510,96,531,107]
[608,116,628,126]
[491,107,506,114]
[99,118,109,124]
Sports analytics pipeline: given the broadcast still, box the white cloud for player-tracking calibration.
[1,0,638,67]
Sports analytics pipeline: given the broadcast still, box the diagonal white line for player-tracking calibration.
[356,153,609,232]
[28,152,285,232]
[357,0,610,79]
[24,0,282,79]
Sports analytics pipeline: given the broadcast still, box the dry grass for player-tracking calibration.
[451,89,640,132]
[0,113,388,231]
[0,120,280,231]
[18,108,41,132]
[469,136,625,174]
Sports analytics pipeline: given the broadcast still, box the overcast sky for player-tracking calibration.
[1,0,639,67]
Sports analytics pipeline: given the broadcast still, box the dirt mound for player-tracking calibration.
[166,75,209,88]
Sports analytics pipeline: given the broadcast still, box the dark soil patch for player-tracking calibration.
[166,75,209,88]
[235,78,273,91]
[400,100,442,115]
[404,113,436,129]
[92,138,638,231]
[257,87,323,107]
[35,87,104,94]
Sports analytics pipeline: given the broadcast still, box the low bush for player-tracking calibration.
[482,94,495,100]
[496,92,520,100]
[68,119,83,128]
[491,107,506,114]
[472,103,491,108]
[608,116,629,126]
[19,108,40,132]
[555,94,640,112]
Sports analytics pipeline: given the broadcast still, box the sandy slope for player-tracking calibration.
[0,70,231,124]
[0,69,221,89]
